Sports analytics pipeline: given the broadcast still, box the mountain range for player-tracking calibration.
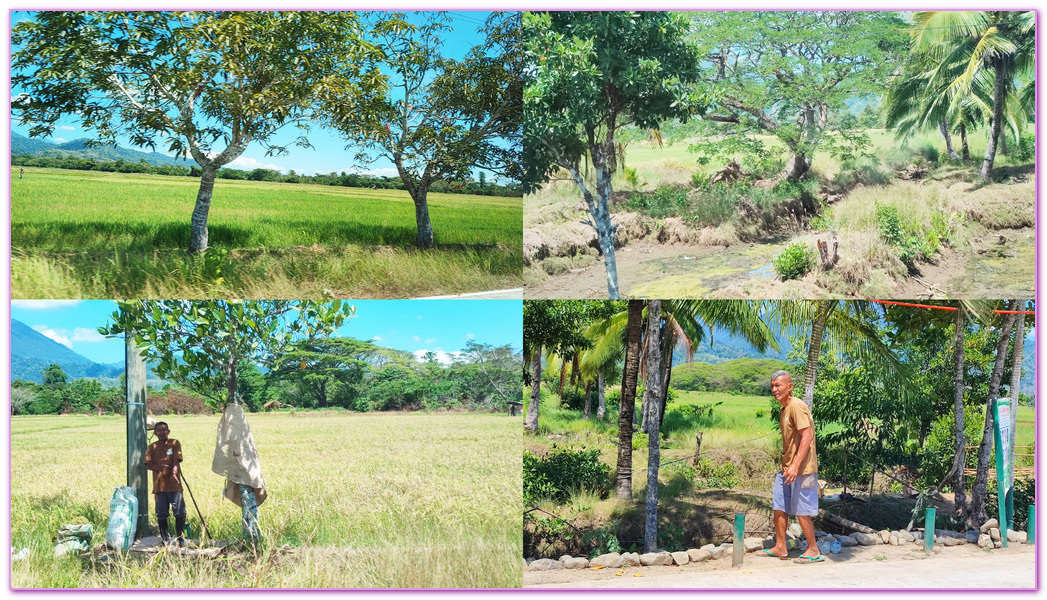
[11,319,166,385]
[12,131,186,167]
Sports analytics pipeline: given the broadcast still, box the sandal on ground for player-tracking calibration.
[793,554,825,564]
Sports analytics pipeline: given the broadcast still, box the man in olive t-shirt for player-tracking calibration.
[762,370,823,564]
[144,421,187,547]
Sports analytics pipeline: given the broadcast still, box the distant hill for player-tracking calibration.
[12,131,186,167]
[11,319,167,385]
[673,327,793,366]
[672,358,792,396]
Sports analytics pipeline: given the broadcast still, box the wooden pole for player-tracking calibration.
[691,431,703,466]
[125,332,149,538]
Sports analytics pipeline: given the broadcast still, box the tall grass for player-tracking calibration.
[11,412,521,588]
[12,169,522,298]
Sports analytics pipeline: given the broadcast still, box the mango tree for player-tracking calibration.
[99,300,356,406]
[328,12,521,248]
[523,11,707,299]
[12,11,384,253]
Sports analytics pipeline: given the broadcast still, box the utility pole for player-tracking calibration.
[126,330,149,538]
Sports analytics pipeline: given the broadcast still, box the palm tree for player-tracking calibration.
[768,300,908,411]
[910,11,1035,179]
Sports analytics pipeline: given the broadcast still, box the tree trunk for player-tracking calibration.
[1008,309,1024,499]
[616,300,644,499]
[589,126,620,299]
[968,305,1018,526]
[960,123,970,163]
[782,152,812,181]
[952,306,968,522]
[802,301,833,410]
[413,193,435,248]
[583,381,592,420]
[524,347,542,431]
[940,119,960,160]
[659,338,673,427]
[642,300,664,553]
[189,165,219,253]
[979,58,1008,180]
[596,369,606,420]
[1000,131,1009,156]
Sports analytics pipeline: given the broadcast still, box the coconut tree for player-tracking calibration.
[910,11,1035,179]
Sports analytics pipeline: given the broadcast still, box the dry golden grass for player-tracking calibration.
[11,412,521,588]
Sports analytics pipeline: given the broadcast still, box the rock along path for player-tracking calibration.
[524,542,1035,589]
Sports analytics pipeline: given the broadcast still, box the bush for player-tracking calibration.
[627,184,689,218]
[986,477,1035,531]
[147,390,212,415]
[915,142,940,163]
[834,156,891,188]
[918,405,985,490]
[523,447,612,505]
[772,242,815,280]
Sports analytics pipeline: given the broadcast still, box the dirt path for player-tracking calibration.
[525,227,1035,300]
[524,540,1035,589]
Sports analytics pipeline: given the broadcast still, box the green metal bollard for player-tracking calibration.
[1028,505,1036,544]
[733,513,745,567]
[924,507,935,552]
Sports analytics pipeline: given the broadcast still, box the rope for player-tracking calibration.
[868,299,1035,314]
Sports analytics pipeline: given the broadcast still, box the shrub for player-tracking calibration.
[986,477,1035,531]
[523,447,612,505]
[915,142,940,163]
[772,242,815,280]
[627,184,689,218]
[695,458,738,489]
[875,203,903,245]
[834,156,891,188]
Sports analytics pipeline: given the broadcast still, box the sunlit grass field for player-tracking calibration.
[11,412,522,588]
[12,169,523,298]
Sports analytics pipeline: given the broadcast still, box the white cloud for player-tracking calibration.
[59,125,76,131]
[229,156,287,173]
[425,338,436,344]
[413,335,421,342]
[372,335,383,342]
[32,325,72,349]
[466,333,475,340]
[12,300,81,310]
[53,137,67,143]
[417,315,423,320]
[412,349,457,365]
[338,166,400,178]
[72,327,106,343]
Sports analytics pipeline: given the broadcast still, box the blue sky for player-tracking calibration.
[9,11,496,178]
[10,299,522,366]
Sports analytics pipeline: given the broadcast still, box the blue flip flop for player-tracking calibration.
[760,548,789,560]
[793,554,825,564]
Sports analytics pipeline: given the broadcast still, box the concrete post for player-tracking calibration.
[924,507,935,552]
[126,334,149,538]
[733,513,744,567]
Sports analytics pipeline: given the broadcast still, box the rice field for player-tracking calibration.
[10,412,522,588]
[12,169,523,298]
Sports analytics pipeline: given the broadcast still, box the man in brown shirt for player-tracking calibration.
[762,371,823,564]
[144,422,187,547]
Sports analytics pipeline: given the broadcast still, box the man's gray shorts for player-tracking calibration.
[155,492,187,519]
[772,471,819,516]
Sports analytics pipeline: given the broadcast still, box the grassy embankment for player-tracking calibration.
[525,385,1034,557]
[11,412,521,588]
[525,130,1034,296]
[13,169,523,298]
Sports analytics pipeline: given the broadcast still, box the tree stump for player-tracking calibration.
[691,431,704,465]
[817,235,839,269]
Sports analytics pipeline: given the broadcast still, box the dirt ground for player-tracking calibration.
[524,537,1036,589]
[524,226,1034,300]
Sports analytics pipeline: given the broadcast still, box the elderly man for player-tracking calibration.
[762,370,823,564]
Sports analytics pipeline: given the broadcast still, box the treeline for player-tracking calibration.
[12,154,523,197]
[11,340,523,416]
[671,358,791,396]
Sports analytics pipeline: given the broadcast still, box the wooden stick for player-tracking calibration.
[818,509,877,534]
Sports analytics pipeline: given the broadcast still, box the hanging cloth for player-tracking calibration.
[211,402,268,507]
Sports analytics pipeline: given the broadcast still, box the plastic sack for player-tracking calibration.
[105,486,139,551]
[54,539,89,557]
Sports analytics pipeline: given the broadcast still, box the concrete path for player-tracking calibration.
[415,288,522,299]
[525,544,1036,590]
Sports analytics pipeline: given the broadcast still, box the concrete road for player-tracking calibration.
[525,543,1036,590]
[415,288,522,299]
